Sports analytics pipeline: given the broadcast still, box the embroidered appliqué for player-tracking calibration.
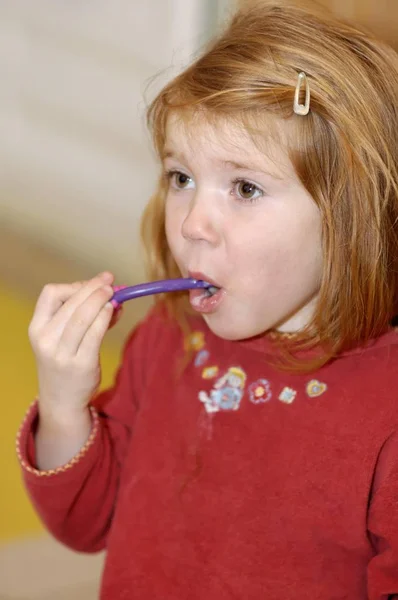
[195,349,210,367]
[306,379,327,398]
[248,379,272,404]
[202,366,219,379]
[185,331,205,352]
[199,366,247,413]
[278,387,297,404]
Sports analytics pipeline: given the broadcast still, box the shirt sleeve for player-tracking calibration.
[367,431,398,599]
[16,307,160,553]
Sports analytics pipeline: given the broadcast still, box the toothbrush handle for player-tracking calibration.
[111,278,210,307]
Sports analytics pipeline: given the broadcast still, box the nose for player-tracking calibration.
[181,194,219,245]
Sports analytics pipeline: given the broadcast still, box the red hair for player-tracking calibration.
[141,0,398,371]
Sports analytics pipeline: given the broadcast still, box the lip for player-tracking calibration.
[187,270,225,314]
[188,270,221,288]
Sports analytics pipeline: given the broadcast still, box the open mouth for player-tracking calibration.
[204,285,220,297]
[188,272,225,314]
[188,271,221,290]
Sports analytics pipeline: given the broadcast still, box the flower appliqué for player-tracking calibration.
[199,366,247,413]
[185,331,205,352]
[248,379,272,405]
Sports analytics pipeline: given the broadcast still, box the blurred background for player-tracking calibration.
[0,0,396,598]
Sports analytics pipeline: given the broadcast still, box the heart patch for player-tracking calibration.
[306,380,327,398]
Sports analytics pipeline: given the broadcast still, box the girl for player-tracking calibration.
[17,1,398,598]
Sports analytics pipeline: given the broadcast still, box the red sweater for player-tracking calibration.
[17,307,398,599]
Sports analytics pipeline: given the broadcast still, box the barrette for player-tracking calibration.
[293,72,310,116]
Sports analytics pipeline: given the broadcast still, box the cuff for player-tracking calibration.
[16,400,100,478]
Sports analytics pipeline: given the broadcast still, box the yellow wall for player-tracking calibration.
[0,282,121,541]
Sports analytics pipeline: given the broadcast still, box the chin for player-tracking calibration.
[202,314,267,341]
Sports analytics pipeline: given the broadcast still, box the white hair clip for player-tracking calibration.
[293,72,310,116]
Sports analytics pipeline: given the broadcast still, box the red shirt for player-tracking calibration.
[17,306,398,599]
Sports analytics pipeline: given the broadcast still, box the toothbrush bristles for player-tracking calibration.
[206,285,219,297]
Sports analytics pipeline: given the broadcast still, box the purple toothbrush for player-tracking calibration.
[110,278,214,308]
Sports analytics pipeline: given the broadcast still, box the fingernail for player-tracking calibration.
[100,271,112,281]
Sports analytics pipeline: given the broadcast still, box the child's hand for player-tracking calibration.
[28,271,117,422]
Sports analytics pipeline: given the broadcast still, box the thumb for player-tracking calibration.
[108,305,124,330]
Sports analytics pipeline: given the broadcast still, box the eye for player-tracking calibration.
[164,169,194,190]
[232,178,264,203]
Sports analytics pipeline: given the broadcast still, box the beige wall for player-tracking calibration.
[0,1,213,284]
[325,0,397,47]
[238,0,398,47]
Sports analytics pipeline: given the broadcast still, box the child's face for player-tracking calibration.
[163,113,322,340]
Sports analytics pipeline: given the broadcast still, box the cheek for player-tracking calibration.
[231,213,322,289]
[165,199,187,262]
[164,207,173,242]
[165,201,179,243]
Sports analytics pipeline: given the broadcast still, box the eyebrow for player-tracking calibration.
[162,149,283,180]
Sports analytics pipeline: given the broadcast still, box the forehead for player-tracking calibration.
[163,110,293,177]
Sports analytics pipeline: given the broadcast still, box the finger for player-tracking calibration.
[77,301,115,360]
[45,272,114,343]
[56,285,114,357]
[108,305,123,330]
[30,271,113,334]
[30,281,85,333]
